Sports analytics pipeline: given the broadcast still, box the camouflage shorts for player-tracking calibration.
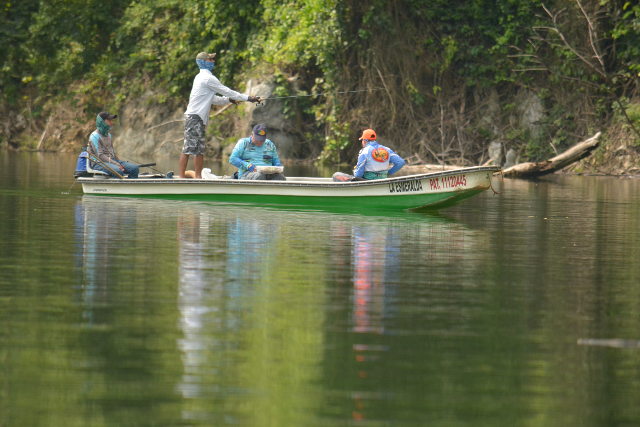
[182,114,205,155]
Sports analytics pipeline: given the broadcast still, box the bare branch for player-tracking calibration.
[536,26,607,78]
[419,138,441,163]
[375,65,396,125]
[512,67,551,72]
[575,0,606,72]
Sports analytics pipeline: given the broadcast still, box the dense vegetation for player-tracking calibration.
[1,0,639,166]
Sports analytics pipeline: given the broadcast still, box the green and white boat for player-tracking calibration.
[77,165,500,211]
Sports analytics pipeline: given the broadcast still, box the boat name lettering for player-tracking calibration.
[388,179,423,193]
[92,188,108,192]
[429,174,467,190]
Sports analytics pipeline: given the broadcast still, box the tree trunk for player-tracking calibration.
[398,132,601,178]
[501,132,601,178]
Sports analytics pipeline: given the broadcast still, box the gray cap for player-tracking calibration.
[252,123,267,142]
[98,111,118,120]
[196,52,216,61]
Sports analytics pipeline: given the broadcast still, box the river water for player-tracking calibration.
[1,151,640,426]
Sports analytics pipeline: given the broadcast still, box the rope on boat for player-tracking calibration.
[489,170,502,195]
[61,179,76,195]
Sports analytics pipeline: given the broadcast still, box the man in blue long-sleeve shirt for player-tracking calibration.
[229,124,286,180]
[333,128,405,181]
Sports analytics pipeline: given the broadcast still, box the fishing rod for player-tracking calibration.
[123,159,162,175]
[258,87,384,101]
[87,152,124,179]
[122,158,170,177]
[145,87,385,130]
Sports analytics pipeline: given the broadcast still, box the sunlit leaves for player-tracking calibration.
[256,0,340,71]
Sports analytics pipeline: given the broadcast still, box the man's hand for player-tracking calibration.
[247,95,262,104]
[246,163,256,172]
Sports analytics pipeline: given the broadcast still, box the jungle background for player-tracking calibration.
[1,0,639,173]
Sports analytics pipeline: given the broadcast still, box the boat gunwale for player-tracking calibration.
[77,166,501,188]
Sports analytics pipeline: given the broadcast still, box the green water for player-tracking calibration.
[1,151,640,426]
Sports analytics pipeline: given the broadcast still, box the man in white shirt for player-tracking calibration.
[179,52,261,178]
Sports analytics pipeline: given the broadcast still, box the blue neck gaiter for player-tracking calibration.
[196,59,215,71]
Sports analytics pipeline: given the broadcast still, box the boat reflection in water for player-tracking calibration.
[74,196,489,424]
[327,210,486,423]
[73,197,144,324]
[175,209,217,402]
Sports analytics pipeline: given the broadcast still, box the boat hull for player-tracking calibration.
[78,166,500,210]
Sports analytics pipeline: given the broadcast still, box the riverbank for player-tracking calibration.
[3,119,638,177]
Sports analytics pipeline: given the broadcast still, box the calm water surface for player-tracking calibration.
[1,151,640,426]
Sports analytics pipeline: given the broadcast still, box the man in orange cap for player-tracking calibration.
[333,128,405,181]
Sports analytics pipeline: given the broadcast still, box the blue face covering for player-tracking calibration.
[196,59,215,71]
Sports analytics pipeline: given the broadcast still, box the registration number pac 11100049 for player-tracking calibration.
[428,174,467,190]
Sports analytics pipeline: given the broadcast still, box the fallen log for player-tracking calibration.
[395,164,462,176]
[398,132,601,178]
[501,132,601,178]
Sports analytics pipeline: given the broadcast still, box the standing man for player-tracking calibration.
[229,124,286,180]
[333,128,405,181]
[179,51,261,179]
[88,112,139,178]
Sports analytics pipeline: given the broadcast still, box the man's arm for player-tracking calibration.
[353,151,367,178]
[212,95,232,106]
[205,75,248,102]
[387,151,406,176]
[229,139,250,169]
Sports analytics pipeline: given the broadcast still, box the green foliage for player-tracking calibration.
[1,0,639,162]
[25,0,132,90]
[271,72,304,120]
[109,0,262,98]
[406,81,425,106]
[609,1,640,75]
[319,119,353,164]
[625,103,640,124]
[256,0,339,72]
[613,98,640,141]
[0,0,39,100]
